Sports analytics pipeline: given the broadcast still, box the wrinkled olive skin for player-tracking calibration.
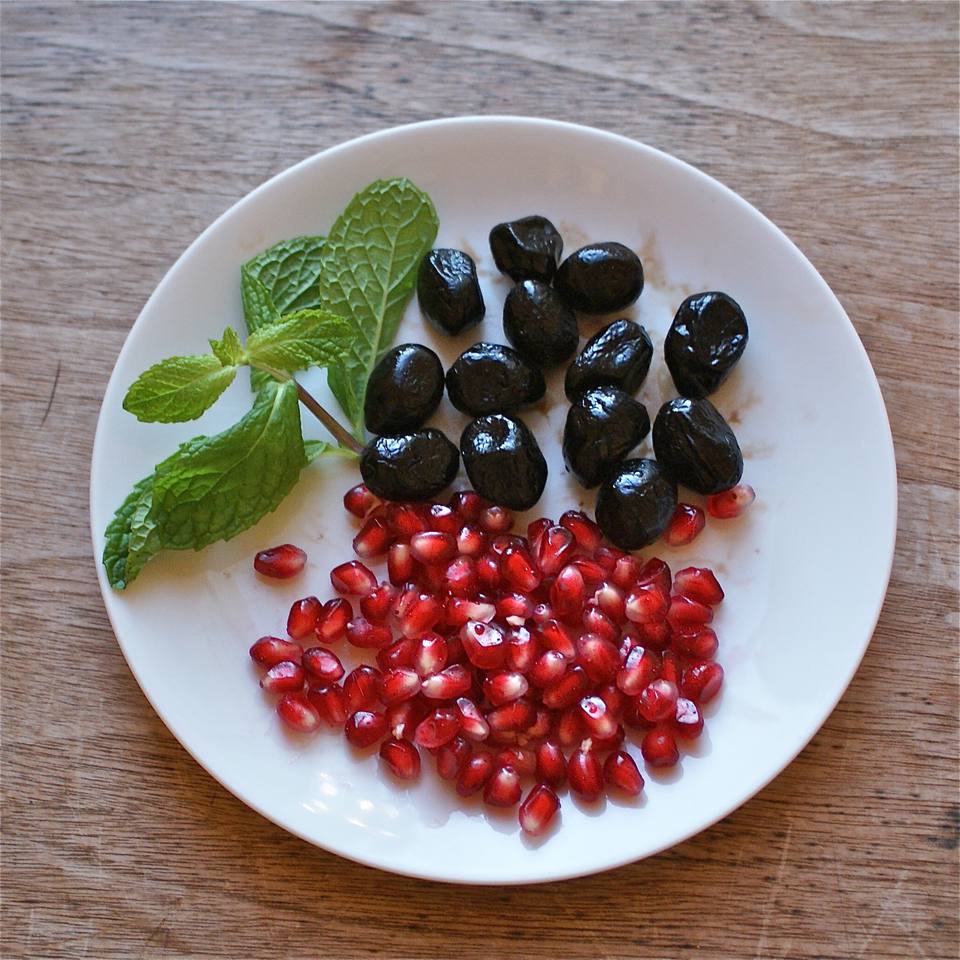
[445,342,546,416]
[502,280,579,368]
[595,458,678,550]
[489,215,563,283]
[652,397,743,494]
[563,386,650,488]
[460,414,547,510]
[360,429,460,502]
[555,242,644,314]
[417,249,485,335]
[564,319,653,401]
[364,343,444,434]
[665,291,749,398]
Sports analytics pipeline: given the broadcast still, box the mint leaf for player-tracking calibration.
[123,355,237,423]
[246,309,353,374]
[210,327,246,366]
[319,179,438,435]
[304,439,359,462]
[151,380,306,550]
[103,474,160,589]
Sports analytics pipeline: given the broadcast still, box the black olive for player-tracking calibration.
[446,342,546,416]
[502,280,579,368]
[360,429,460,502]
[563,386,650,489]
[460,414,547,510]
[417,249,485,335]
[564,319,653,401]
[555,242,644,314]
[595,458,677,550]
[652,397,743,494]
[665,292,749,398]
[489,215,563,283]
[363,343,444,434]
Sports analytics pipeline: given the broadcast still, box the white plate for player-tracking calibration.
[90,117,896,884]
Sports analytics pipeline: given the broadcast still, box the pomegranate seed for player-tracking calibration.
[542,665,590,709]
[680,661,724,704]
[398,593,443,638]
[379,737,421,780]
[641,727,680,767]
[456,752,496,796]
[660,650,682,684]
[497,592,534,625]
[705,483,756,519]
[437,735,472,779]
[673,697,704,738]
[254,543,306,579]
[409,531,457,565]
[635,618,671,649]
[590,724,626,753]
[674,567,725,605]
[343,665,382,713]
[539,619,577,659]
[529,649,569,687]
[576,633,621,683]
[346,617,393,649]
[343,483,380,518]
[446,633,466,664]
[440,556,475,598]
[387,543,417,586]
[456,523,486,557]
[663,503,706,546]
[421,664,472,700]
[636,558,672,594]
[345,710,388,749]
[483,764,522,807]
[261,660,305,693]
[379,667,422,705]
[277,693,321,732]
[568,748,604,801]
[667,594,713,627]
[531,601,556,624]
[555,705,584,748]
[316,597,352,643]
[376,637,417,671]
[386,502,429,538]
[449,490,487,521]
[360,582,396,622]
[501,546,541,592]
[594,545,624,572]
[622,695,651,730]
[385,696,428,738]
[525,708,551,739]
[352,516,392,559]
[638,679,679,722]
[506,626,538,673]
[571,557,606,585]
[486,698,536,733]
[625,584,670,623]
[461,621,507,669]
[617,646,662,695]
[476,553,501,592]
[611,555,642,589]
[446,596,496,627]
[673,625,719,660]
[527,516,553,554]
[582,606,619,644]
[479,505,513,533]
[551,564,587,618]
[519,784,560,836]
[535,740,567,786]
[306,684,348,725]
[604,751,644,795]
[413,633,448,676]
[496,747,537,778]
[595,582,626,623]
[484,671,530,706]
[535,525,576,576]
[286,596,322,640]
[578,695,618,738]
[330,561,377,596]
[455,697,491,741]
[250,636,302,667]
[596,682,626,719]
[414,707,460,748]
[559,509,603,553]
[301,647,344,684]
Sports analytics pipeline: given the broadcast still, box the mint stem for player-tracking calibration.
[294,380,364,455]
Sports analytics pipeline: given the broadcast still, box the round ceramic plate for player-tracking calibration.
[90,117,896,884]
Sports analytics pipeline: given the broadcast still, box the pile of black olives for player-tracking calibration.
[358,213,749,551]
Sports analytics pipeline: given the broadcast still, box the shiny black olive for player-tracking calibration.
[595,458,677,550]
[460,414,547,511]
[652,397,743,494]
[555,242,644,314]
[564,319,653,401]
[502,280,579,368]
[563,386,650,488]
[489,215,563,283]
[364,343,444,434]
[360,429,460,502]
[665,291,748,398]
[417,249,485,335]
[445,342,546,416]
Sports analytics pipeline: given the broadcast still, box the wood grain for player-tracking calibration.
[2,2,957,957]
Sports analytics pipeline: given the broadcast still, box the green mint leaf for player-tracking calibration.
[123,355,237,423]
[304,439,359,462]
[318,179,438,435]
[102,474,161,589]
[150,380,306,550]
[210,327,246,367]
[246,309,353,374]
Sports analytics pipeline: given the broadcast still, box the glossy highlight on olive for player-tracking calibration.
[445,341,546,416]
[364,343,444,434]
[555,242,644,314]
[502,280,579,368]
[489,215,563,283]
[564,318,653,401]
[417,248,485,336]
[460,414,547,510]
[360,429,460,502]
[595,458,677,550]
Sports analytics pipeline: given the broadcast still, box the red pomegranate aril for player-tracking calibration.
[426,503,460,535]
[455,697,491,741]
[551,564,587,617]
[663,503,706,547]
[582,606,619,644]
[437,735,472,779]
[386,502,429,539]
[414,707,460,749]
[542,665,590,710]
[568,748,604,801]
[456,524,486,557]
[456,752,496,796]
[316,597,352,643]
[306,683,348,726]
[596,682,626,719]
[449,490,487,522]
[346,617,393,649]
[501,546,541,593]
[591,721,626,751]
[660,650,681,684]
[519,784,560,836]
[535,740,567,786]
[531,601,555,624]
[484,764,522,807]
[636,557,672,594]
[641,727,680,767]
[398,593,443,638]
[379,667,422,705]
[706,483,756,519]
[486,698,536,733]
[635,618,672,649]
[604,751,645,795]
[622,695,651,730]
[555,705,584,748]
[526,516,553,554]
[330,561,378,597]
[506,626,538,673]
[673,625,719,660]
[444,556,478,598]
[595,582,626,623]
[539,619,577,659]
[413,633,448,677]
[461,621,507,669]
[409,531,457,565]
[424,562,449,595]
[446,596,496,628]
[479,505,514,533]
[345,709,388,748]
[343,665,382,713]
[360,582,396,622]
[286,596,322,640]
[387,543,417,586]
[535,525,576,576]
[529,649,568,688]
[301,647,344,684]
[254,543,307,579]
[680,661,724,704]
[674,566,725,606]
[496,747,537,778]
[343,482,380,518]
[352,516,392,559]
[385,696,428,739]
[250,636,302,667]
[578,695,618,738]
[484,671,530,706]
[526,708,551,739]
[594,545,624,572]
[377,637,417,671]
[667,594,714,627]
[611,555,642,589]
[261,660,306,693]
[625,584,670,624]
[638,679,679,722]
[476,553,501,592]
[421,664,472,700]
[559,509,603,553]
[445,633,466,664]
[617,646,662,695]
[379,737,421,780]
[673,697,704,738]
[572,557,606,585]
[497,592,534,625]
[576,633,621,684]
[277,693,321,732]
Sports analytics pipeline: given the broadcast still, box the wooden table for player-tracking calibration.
[3,3,957,957]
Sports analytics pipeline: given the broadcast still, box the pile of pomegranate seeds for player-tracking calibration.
[249,485,728,839]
